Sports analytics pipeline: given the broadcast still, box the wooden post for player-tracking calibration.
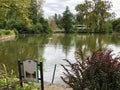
[51,64,57,84]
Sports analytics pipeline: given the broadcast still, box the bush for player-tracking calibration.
[112,18,120,32]
[0,64,18,90]
[32,23,43,33]
[27,23,43,34]
[11,20,27,34]
[61,49,120,90]
[27,22,52,34]
[0,64,40,90]
[0,29,15,37]
[4,30,11,35]
[34,23,43,33]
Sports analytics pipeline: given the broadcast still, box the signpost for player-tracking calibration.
[18,59,44,90]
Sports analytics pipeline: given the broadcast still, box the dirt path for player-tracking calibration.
[44,83,72,90]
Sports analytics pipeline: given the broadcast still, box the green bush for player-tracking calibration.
[0,64,40,90]
[112,18,120,32]
[32,23,43,33]
[0,29,15,37]
[12,21,27,34]
[61,49,120,90]
[0,20,6,29]
[0,64,18,90]
[0,31,2,36]
[27,23,52,34]
[27,23,43,34]
[4,30,11,35]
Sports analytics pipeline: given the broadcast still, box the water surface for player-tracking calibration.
[0,34,120,84]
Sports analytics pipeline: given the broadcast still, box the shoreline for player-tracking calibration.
[44,82,72,90]
[0,34,15,42]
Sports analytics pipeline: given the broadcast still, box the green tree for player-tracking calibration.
[75,0,92,25]
[54,13,62,29]
[29,0,37,24]
[112,18,120,32]
[75,0,113,33]
[61,6,74,33]
[0,0,31,25]
[29,0,43,24]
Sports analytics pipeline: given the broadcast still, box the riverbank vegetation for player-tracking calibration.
[61,49,120,90]
[0,64,40,90]
[112,18,120,32]
[0,0,120,34]
[0,29,15,37]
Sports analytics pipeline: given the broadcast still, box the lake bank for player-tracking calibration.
[0,34,15,42]
[44,82,72,90]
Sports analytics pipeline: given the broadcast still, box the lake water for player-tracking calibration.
[0,34,120,84]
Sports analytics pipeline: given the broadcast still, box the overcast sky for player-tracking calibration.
[43,0,120,18]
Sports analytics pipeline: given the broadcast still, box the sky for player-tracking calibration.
[42,0,120,19]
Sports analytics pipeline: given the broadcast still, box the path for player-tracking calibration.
[44,83,72,90]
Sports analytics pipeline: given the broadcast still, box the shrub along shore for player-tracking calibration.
[0,29,16,42]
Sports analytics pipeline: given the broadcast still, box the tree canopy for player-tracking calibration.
[0,0,31,24]
[112,18,120,32]
[0,0,52,34]
[75,0,113,33]
[61,6,74,33]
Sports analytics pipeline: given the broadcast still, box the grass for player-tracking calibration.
[0,64,41,90]
[0,29,15,37]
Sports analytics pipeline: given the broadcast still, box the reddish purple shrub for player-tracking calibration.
[61,49,120,90]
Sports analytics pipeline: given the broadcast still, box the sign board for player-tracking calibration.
[18,59,44,90]
[23,59,38,82]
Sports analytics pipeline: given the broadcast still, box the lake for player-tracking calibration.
[0,34,120,84]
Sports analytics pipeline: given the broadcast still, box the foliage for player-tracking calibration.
[61,49,120,90]
[0,29,15,37]
[0,0,51,34]
[10,20,28,34]
[54,13,63,29]
[61,6,75,33]
[75,0,113,33]
[0,64,18,90]
[28,0,43,24]
[27,23,42,34]
[0,0,31,25]
[112,18,120,32]
[0,64,40,90]
[38,16,52,33]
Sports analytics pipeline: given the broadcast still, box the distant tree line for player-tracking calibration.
[0,0,120,34]
[52,0,120,33]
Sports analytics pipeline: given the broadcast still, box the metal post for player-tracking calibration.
[40,62,44,90]
[18,60,23,87]
[51,64,57,84]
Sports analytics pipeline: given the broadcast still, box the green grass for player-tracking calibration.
[0,64,41,90]
[0,29,15,37]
